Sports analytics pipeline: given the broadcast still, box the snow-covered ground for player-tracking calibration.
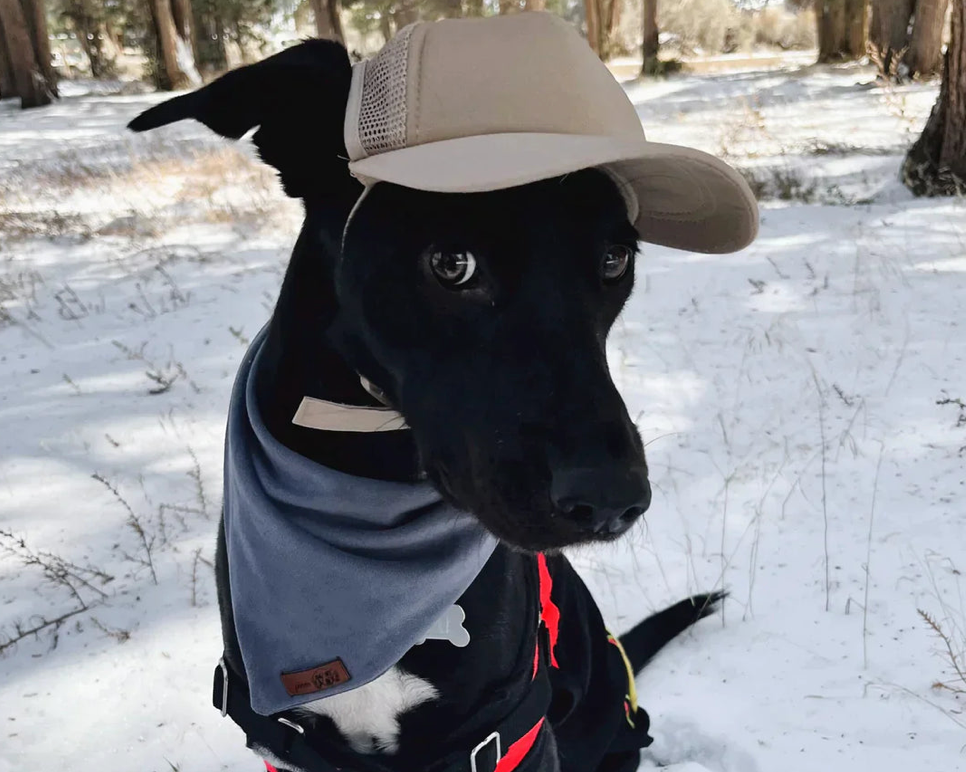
[1,62,964,772]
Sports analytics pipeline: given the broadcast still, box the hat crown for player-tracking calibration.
[347,13,646,161]
[343,13,759,255]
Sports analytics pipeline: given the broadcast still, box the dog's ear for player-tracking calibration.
[128,40,354,199]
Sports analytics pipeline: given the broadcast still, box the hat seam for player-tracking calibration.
[619,173,712,219]
[618,155,754,219]
[344,60,367,162]
[598,165,640,224]
[411,24,428,146]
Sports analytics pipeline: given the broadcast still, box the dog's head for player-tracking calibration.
[130,41,651,552]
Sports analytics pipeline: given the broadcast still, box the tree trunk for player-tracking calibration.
[499,0,518,13]
[0,11,16,98]
[604,0,621,43]
[585,0,622,57]
[871,0,915,69]
[21,0,55,92]
[465,0,485,15]
[146,0,201,90]
[77,16,102,77]
[65,0,114,79]
[846,0,870,53]
[524,0,546,10]
[869,0,916,51]
[817,0,847,61]
[194,0,227,75]
[441,0,463,16]
[171,0,198,63]
[379,10,392,42]
[585,0,601,54]
[642,0,659,72]
[0,0,55,107]
[309,0,344,43]
[903,0,966,193]
[391,1,419,28]
[906,0,950,75]
[817,0,869,61]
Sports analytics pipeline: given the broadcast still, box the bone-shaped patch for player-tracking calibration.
[415,604,470,648]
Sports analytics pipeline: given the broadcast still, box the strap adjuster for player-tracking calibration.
[277,717,305,735]
[470,730,501,772]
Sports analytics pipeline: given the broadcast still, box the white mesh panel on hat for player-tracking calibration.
[357,24,415,156]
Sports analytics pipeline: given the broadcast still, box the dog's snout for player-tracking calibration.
[550,467,650,535]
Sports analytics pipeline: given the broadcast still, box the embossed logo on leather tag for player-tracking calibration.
[280,659,351,696]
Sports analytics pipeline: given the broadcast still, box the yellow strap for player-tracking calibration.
[606,629,638,713]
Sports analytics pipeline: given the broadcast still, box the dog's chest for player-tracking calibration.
[294,666,439,754]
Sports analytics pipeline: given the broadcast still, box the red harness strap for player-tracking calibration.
[507,553,558,768]
[536,554,560,668]
[493,717,545,772]
[493,553,559,769]
[264,555,559,772]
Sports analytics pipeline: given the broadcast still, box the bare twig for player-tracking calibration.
[747,451,789,620]
[863,445,884,669]
[866,681,966,731]
[189,548,207,607]
[186,447,208,518]
[228,326,249,345]
[92,474,158,584]
[766,256,789,280]
[832,384,854,407]
[0,607,89,655]
[884,321,910,396]
[937,395,966,428]
[54,284,89,321]
[0,530,113,654]
[720,474,730,627]
[0,529,112,605]
[919,609,966,693]
[91,618,131,644]
[62,373,82,394]
[111,339,198,395]
[145,368,179,395]
[812,371,830,612]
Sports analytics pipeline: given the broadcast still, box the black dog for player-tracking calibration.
[130,40,722,772]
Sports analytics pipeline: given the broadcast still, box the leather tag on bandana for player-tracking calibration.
[280,659,351,696]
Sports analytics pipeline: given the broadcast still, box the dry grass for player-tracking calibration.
[1,141,273,196]
[0,146,287,244]
[0,210,92,240]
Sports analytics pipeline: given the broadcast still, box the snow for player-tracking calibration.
[1,61,964,772]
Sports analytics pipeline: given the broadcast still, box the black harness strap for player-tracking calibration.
[213,655,553,772]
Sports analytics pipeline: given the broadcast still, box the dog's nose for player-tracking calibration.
[550,467,651,534]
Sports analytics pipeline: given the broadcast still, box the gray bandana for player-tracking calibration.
[223,325,497,715]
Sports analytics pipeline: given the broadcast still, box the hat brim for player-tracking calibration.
[348,133,758,254]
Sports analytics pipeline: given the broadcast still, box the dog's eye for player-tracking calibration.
[430,250,477,288]
[601,245,632,283]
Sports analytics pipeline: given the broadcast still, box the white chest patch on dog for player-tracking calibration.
[293,666,439,754]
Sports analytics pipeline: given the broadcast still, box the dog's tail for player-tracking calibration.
[618,590,726,675]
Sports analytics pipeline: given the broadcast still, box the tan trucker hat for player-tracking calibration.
[344,12,757,254]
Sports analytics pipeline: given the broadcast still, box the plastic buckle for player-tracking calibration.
[470,730,502,772]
